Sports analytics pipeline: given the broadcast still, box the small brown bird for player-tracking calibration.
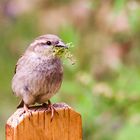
[12,34,67,118]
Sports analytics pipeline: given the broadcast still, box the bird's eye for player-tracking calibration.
[46,41,52,45]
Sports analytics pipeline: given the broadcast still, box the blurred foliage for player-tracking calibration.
[0,0,140,140]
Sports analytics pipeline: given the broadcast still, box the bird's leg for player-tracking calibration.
[47,100,59,121]
[24,104,33,116]
[19,103,32,117]
[39,100,59,121]
[34,100,58,121]
[17,100,24,108]
[23,103,29,112]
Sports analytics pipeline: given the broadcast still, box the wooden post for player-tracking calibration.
[6,103,82,140]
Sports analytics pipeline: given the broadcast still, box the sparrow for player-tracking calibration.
[12,34,67,118]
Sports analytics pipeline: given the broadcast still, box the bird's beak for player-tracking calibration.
[55,41,68,49]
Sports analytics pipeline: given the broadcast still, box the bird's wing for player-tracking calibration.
[14,55,24,74]
[12,55,27,95]
[14,64,17,74]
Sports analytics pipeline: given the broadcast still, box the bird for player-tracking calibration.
[12,34,67,119]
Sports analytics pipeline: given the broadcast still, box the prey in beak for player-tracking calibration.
[53,41,68,57]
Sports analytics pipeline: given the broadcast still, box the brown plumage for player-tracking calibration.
[12,34,67,117]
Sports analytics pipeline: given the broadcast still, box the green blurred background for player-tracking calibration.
[1,0,140,139]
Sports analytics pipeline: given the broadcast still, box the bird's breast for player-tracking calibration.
[33,57,63,73]
[29,57,63,101]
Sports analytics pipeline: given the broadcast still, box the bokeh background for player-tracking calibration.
[0,0,140,139]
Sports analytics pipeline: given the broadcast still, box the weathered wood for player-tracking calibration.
[6,103,82,140]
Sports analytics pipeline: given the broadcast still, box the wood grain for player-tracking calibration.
[6,103,82,140]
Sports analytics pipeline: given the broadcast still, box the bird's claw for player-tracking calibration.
[47,103,59,121]
[41,101,59,121]
[19,104,32,117]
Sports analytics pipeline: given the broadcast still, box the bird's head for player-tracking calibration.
[27,34,68,57]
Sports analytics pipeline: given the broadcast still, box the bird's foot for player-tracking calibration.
[41,101,58,121]
[47,101,59,121]
[34,101,59,121]
[19,104,32,117]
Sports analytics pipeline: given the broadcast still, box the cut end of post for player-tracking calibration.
[6,103,82,140]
